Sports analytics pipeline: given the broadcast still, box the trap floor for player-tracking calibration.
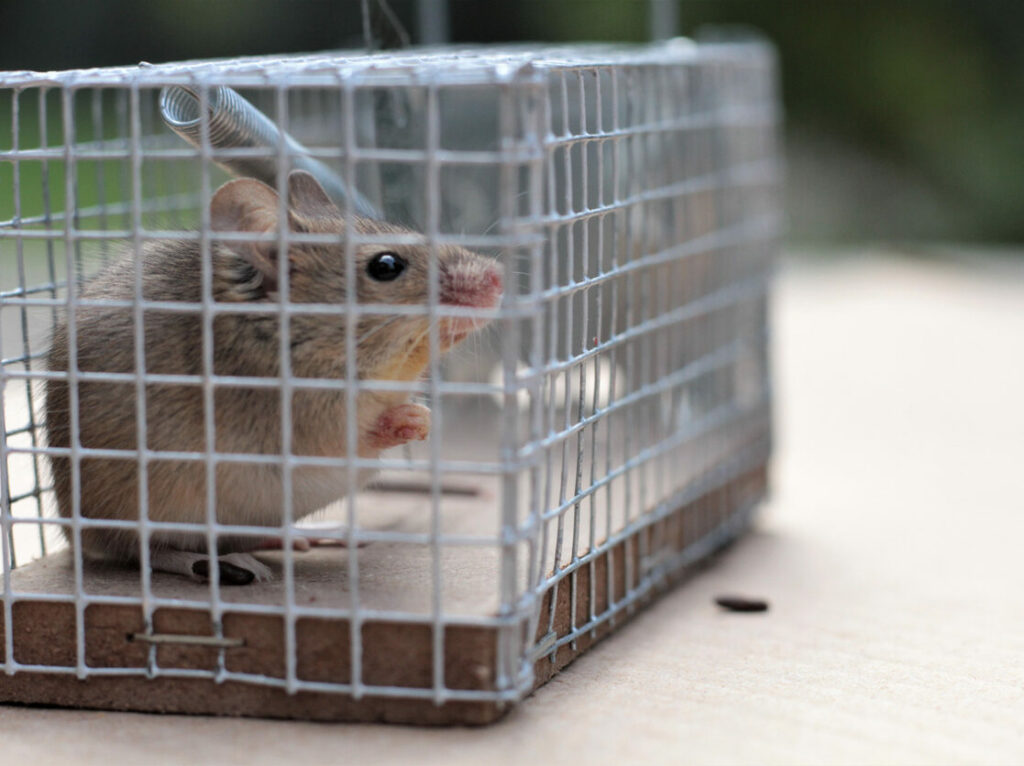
[4,251,1024,761]
[2,463,765,723]
[7,476,508,617]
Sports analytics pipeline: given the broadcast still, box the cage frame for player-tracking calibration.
[0,41,779,724]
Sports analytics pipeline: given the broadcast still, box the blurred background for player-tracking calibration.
[1,0,1021,246]
[2,5,1024,758]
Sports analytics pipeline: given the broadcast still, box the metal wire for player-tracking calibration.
[0,42,780,706]
[159,85,380,218]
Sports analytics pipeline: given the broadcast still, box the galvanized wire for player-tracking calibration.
[0,42,780,704]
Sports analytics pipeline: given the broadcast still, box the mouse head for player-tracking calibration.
[210,170,503,379]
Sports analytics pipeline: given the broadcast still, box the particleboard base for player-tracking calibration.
[0,463,767,725]
[0,673,507,725]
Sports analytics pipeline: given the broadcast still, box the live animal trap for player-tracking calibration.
[0,41,780,724]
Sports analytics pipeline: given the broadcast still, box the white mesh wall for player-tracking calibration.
[0,41,780,720]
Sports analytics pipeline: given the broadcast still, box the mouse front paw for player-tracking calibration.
[366,403,431,450]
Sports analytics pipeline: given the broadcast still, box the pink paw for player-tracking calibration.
[366,403,431,450]
[255,536,312,551]
[256,536,366,550]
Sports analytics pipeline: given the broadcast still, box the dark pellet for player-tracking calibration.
[714,595,769,613]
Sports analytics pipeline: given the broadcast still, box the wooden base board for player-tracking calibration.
[0,464,767,725]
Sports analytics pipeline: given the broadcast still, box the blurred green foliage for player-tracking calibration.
[0,0,1021,242]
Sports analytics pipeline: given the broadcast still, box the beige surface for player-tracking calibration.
[3,251,1024,764]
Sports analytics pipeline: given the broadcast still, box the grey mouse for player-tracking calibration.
[44,170,503,584]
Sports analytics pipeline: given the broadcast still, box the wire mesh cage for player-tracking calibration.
[0,41,780,724]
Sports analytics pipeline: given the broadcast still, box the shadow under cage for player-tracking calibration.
[0,40,780,724]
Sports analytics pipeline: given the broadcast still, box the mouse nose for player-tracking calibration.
[485,266,503,295]
[442,258,503,308]
[473,261,503,308]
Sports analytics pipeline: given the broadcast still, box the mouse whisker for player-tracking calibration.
[353,315,402,347]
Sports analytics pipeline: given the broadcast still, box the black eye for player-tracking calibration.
[367,252,406,282]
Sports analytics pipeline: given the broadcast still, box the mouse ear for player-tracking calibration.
[287,170,339,220]
[210,178,282,292]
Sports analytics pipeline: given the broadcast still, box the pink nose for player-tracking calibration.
[443,261,504,308]
[482,266,503,301]
[475,264,503,307]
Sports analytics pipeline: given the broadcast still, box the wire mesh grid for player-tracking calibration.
[0,41,780,717]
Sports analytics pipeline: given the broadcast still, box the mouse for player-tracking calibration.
[43,169,503,585]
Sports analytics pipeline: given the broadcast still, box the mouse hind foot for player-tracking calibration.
[150,549,273,585]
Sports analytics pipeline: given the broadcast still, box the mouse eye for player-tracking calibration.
[366,252,407,282]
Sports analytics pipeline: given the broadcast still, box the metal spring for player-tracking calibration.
[159,84,381,219]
